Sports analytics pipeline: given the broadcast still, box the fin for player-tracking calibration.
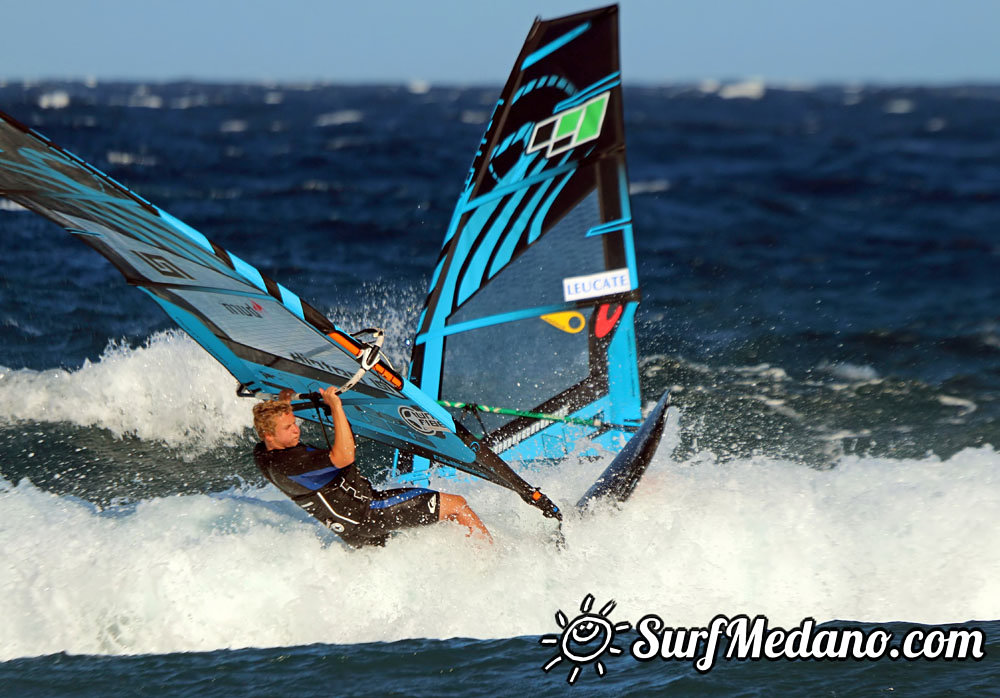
[577,390,671,508]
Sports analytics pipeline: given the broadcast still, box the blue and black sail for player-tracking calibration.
[0,108,561,519]
[400,5,643,480]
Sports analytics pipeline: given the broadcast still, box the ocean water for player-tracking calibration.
[1,80,999,695]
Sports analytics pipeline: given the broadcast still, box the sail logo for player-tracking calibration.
[563,268,631,302]
[398,406,449,436]
[541,311,586,334]
[527,93,610,158]
[222,301,264,318]
[595,304,624,339]
[133,251,194,280]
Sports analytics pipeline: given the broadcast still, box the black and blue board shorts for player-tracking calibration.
[334,487,441,547]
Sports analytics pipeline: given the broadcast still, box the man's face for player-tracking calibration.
[265,411,300,450]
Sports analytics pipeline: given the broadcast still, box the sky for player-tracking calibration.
[1,0,997,85]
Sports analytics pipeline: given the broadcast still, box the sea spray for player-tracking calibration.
[1,437,997,660]
[0,331,249,449]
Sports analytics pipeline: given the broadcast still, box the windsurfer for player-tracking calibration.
[253,387,492,547]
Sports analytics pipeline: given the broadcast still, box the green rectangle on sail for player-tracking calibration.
[556,108,583,138]
[578,94,609,141]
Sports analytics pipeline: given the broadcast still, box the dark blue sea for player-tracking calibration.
[1,80,998,695]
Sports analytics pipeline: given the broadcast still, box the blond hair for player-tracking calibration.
[252,400,293,440]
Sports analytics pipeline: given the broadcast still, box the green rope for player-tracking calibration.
[438,400,605,428]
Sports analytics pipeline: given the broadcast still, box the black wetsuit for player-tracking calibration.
[253,442,440,547]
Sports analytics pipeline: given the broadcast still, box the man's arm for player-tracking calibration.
[322,386,356,467]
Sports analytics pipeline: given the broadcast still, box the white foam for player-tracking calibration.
[171,95,209,110]
[407,80,431,95]
[0,331,249,449]
[460,110,488,124]
[719,79,766,100]
[770,81,816,93]
[926,117,947,132]
[219,120,248,134]
[106,151,159,167]
[315,110,363,127]
[818,361,881,382]
[938,395,977,415]
[629,179,671,195]
[130,95,163,109]
[124,87,163,109]
[0,198,28,212]
[327,137,369,150]
[730,363,789,381]
[697,79,720,95]
[884,98,915,115]
[755,396,802,420]
[0,434,997,660]
[38,91,70,110]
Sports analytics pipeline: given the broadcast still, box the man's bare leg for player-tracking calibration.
[439,493,493,543]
